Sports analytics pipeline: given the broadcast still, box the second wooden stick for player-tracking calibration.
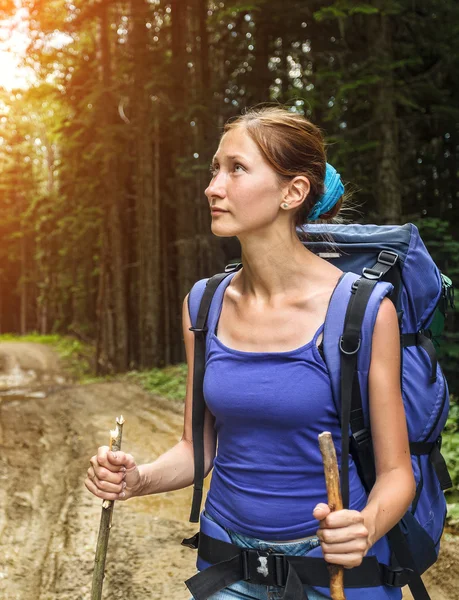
[318,431,346,600]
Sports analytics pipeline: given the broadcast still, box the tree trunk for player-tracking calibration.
[370,12,401,224]
[97,0,128,371]
[130,0,160,368]
[251,14,272,104]
[95,219,109,374]
[155,109,171,365]
[20,209,27,335]
[170,0,198,308]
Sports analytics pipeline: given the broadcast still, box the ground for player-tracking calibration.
[0,341,457,600]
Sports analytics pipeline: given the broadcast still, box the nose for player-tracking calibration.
[205,170,227,201]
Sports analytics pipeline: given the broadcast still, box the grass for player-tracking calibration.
[0,332,98,382]
[443,398,459,530]
[447,503,459,529]
[124,363,187,402]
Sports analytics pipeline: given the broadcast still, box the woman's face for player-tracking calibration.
[204,127,287,238]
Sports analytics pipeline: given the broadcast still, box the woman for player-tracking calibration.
[85,105,416,600]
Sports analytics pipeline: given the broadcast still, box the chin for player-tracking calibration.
[210,223,239,238]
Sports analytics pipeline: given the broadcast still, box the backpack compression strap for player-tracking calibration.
[188,265,242,523]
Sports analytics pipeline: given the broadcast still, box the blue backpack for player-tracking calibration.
[183,223,453,600]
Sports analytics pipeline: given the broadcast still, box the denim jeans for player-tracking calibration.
[191,513,329,600]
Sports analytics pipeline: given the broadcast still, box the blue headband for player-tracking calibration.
[307,163,344,221]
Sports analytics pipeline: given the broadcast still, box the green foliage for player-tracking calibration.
[443,398,459,527]
[415,218,459,395]
[447,503,459,529]
[125,364,188,402]
[207,2,263,24]
[443,402,459,494]
[314,2,380,21]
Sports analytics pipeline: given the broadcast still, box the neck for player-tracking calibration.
[236,226,319,302]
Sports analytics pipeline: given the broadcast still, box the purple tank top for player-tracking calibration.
[203,272,368,541]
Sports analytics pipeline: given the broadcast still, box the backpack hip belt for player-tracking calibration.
[183,531,412,600]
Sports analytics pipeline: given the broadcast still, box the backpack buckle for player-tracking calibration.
[351,428,372,450]
[189,326,208,335]
[419,328,432,340]
[378,251,398,267]
[382,565,413,587]
[181,532,200,549]
[362,267,383,280]
[241,549,288,587]
[225,262,242,273]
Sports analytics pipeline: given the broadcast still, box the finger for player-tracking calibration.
[84,476,121,501]
[323,552,364,568]
[321,509,364,529]
[313,503,331,522]
[85,467,122,492]
[107,450,137,471]
[90,461,126,485]
[320,538,369,555]
[318,524,368,545]
[93,447,124,473]
[92,474,126,495]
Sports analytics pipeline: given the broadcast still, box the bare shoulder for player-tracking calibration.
[375,296,397,322]
[370,297,400,370]
[312,261,344,306]
[373,297,399,342]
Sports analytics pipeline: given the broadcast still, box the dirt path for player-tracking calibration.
[0,342,457,600]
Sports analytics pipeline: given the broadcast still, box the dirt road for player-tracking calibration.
[0,341,457,600]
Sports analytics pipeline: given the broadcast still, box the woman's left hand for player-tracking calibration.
[313,503,373,568]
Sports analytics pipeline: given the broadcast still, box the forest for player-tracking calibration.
[1,0,459,387]
[1,3,459,597]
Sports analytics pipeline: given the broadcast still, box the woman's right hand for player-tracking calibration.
[85,446,141,501]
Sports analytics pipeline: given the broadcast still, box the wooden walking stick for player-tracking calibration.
[91,415,125,600]
[318,431,346,600]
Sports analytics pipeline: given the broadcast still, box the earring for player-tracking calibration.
[281,202,289,209]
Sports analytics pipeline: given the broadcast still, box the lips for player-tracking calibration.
[211,208,228,214]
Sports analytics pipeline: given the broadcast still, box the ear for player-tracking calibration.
[282,175,310,210]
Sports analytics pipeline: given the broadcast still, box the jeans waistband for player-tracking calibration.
[203,510,320,555]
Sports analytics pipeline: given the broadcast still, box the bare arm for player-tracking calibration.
[134,294,217,496]
[314,297,416,567]
[361,297,416,545]
[85,293,217,501]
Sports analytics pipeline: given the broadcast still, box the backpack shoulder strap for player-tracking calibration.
[323,272,394,506]
[188,265,242,523]
[323,272,394,423]
[188,277,210,328]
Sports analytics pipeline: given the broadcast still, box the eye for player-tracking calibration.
[209,162,245,176]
